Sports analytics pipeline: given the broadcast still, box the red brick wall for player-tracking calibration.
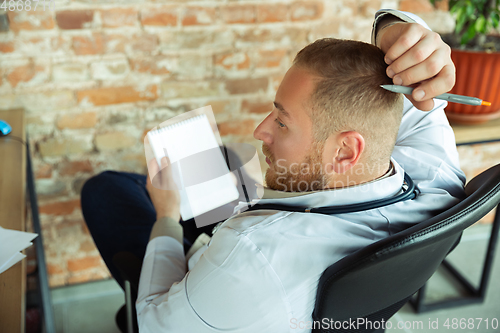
[1,0,461,287]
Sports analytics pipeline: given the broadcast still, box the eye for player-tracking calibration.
[275,117,286,128]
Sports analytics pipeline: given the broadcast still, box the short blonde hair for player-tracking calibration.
[293,38,404,166]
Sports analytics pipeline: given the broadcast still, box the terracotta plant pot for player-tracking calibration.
[445,49,500,125]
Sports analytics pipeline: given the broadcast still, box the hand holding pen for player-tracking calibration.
[381,85,491,107]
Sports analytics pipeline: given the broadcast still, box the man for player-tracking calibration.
[81,9,465,332]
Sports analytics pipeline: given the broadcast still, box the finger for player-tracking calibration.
[405,95,435,112]
[391,48,449,88]
[159,156,179,191]
[147,157,160,183]
[411,64,456,102]
[384,24,424,65]
[386,35,436,79]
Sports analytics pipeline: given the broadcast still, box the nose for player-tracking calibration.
[253,112,274,145]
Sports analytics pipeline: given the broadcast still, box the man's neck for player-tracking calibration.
[325,161,392,189]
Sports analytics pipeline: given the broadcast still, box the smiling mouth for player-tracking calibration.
[265,156,271,165]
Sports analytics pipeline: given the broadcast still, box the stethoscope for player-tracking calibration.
[212,173,419,235]
[240,172,419,215]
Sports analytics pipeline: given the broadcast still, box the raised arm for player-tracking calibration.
[372,9,456,112]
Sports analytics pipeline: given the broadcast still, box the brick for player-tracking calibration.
[0,13,8,32]
[56,10,94,29]
[104,33,158,54]
[417,11,455,33]
[257,4,289,23]
[57,112,97,129]
[434,0,449,11]
[121,152,147,171]
[143,107,180,124]
[342,1,360,17]
[95,131,136,151]
[159,29,234,50]
[242,100,273,114]
[7,10,55,32]
[181,6,216,26]
[206,100,239,114]
[310,20,341,41]
[234,27,308,47]
[5,61,49,88]
[39,199,80,216]
[38,137,93,157]
[0,41,14,53]
[67,270,109,284]
[49,275,65,288]
[399,0,434,13]
[140,6,178,26]
[35,164,53,179]
[100,8,138,28]
[22,90,76,112]
[56,219,84,239]
[221,5,256,24]
[130,56,173,75]
[47,263,64,275]
[358,0,381,17]
[72,177,88,195]
[271,74,284,92]
[67,256,102,273]
[90,58,130,80]
[36,179,67,196]
[215,52,250,70]
[175,54,213,80]
[59,160,93,176]
[72,33,104,55]
[160,81,223,99]
[225,77,269,95]
[77,85,158,106]
[290,1,324,21]
[79,240,97,253]
[218,119,255,136]
[52,63,89,82]
[104,108,141,125]
[257,49,287,68]
[16,35,72,56]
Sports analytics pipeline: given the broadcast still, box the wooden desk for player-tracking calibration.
[0,108,26,333]
[452,117,500,145]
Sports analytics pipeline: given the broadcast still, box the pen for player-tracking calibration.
[381,85,491,106]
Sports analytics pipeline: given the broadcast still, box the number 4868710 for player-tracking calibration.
[1,0,55,11]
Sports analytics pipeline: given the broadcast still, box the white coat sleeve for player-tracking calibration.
[371,9,432,45]
[370,9,466,197]
[394,98,466,199]
[135,228,291,333]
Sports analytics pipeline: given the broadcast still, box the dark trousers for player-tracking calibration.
[80,170,217,289]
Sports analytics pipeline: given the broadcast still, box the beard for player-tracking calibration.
[262,142,330,192]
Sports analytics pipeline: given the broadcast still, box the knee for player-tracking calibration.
[81,171,117,207]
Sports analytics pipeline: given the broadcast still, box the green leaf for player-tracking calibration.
[465,1,476,17]
[491,11,500,28]
[475,15,486,33]
[455,7,467,34]
[461,22,477,45]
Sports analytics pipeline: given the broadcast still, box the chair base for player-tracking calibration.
[410,204,500,313]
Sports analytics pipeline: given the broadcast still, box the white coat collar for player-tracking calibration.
[234,158,404,211]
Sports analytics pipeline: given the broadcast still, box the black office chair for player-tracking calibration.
[115,164,500,333]
[312,163,500,333]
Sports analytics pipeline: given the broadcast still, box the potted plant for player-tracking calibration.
[433,0,500,124]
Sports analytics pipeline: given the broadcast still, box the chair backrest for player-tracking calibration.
[312,164,500,333]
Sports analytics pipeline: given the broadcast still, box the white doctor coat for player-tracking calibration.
[136,10,467,333]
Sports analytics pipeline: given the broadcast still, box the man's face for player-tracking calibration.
[253,65,330,192]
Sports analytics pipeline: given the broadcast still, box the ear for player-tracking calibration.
[323,131,365,174]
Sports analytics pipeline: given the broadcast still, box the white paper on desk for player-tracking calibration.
[0,226,38,274]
